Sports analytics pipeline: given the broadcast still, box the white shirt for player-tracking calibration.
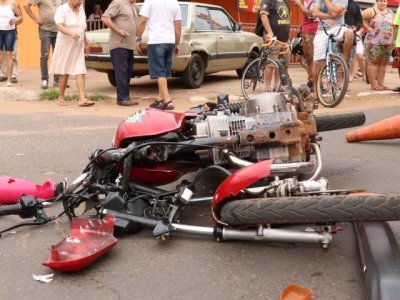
[139,0,181,44]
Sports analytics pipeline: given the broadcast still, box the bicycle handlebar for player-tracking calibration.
[262,37,290,55]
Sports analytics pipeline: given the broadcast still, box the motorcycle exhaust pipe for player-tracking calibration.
[223,145,321,176]
[218,227,332,248]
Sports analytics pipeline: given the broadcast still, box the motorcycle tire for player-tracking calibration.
[315,112,365,132]
[220,193,400,225]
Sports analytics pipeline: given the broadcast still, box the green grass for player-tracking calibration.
[40,89,110,102]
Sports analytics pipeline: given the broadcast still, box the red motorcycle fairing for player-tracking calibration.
[212,160,273,209]
[113,108,196,147]
[43,215,118,272]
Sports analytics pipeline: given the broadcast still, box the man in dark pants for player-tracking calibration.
[102,0,139,106]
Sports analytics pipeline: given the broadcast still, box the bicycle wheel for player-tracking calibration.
[316,54,349,108]
[241,57,281,100]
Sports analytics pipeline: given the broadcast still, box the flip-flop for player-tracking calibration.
[78,101,95,107]
[149,99,174,110]
[371,87,383,91]
[392,86,400,92]
[380,86,390,90]
[150,99,164,108]
[57,100,68,106]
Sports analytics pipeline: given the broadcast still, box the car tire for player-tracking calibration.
[236,50,259,78]
[181,53,204,89]
[107,71,116,87]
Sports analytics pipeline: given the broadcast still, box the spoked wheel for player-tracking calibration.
[316,54,349,108]
[241,57,281,100]
[220,192,400,226]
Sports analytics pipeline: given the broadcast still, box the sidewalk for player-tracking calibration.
[0,66,399,112]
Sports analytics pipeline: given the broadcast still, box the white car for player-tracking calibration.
[85,2,263,88]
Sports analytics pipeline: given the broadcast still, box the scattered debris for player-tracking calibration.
[32,273,54,283]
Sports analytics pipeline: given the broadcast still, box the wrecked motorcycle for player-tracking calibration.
[31,89,400,249]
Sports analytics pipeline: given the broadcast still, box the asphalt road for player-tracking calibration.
[0,101,400,300]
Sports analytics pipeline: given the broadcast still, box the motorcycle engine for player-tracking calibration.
[192,92,317,164]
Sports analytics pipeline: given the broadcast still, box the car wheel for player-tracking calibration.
[236,50,259,78]
[107,71,116,87]
[181,53,204,89]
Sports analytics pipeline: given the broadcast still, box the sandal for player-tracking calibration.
[78,100,95,107]
[149,99,174,110]
[380,86,390,90]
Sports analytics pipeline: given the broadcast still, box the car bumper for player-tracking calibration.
[85,54,190,75]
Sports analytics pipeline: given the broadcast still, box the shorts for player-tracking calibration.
[313,26,347,61]
[365,44,391,62]
[0,29,16,52]
[355,35,364,55]
[147,43,175,79]
[267,43,289,68]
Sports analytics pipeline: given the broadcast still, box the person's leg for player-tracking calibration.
[302,33,315,85]
[342,29,354,62]
[367,60,379,89]
[312,31,328,100]
[76,74,95,106]
[11,34,17,81]
[355,37,365,80]
[365,44,380,89]
[6,51,13,84]
[159,44,174,101]
[49,31,60,84]
[39,30,51,87]
[58,74,69,104]
[4,30,16,86]
[110,48,132,102]
[377,57,389,88]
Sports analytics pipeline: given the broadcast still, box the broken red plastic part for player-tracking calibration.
[43,215,118,272]
[280,284,312,300]
[0,176,56,204]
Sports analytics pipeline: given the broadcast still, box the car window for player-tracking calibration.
[209,9,233,31]
[195,6,212,31]
[179,4,188,27]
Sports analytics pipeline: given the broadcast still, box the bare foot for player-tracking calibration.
[57,99,68,106]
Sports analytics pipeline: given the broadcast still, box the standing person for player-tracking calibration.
[392,4,400,91]
[0,0,22,87]
[260,0,290,91]
[311,0,354,102]
[102,0,138,106]
[135,0,181,110]
[49,0,94,107]
[24,0,63,89]
[344,0,365,82]
[259,0,291,91]
[87,3,102,20]
[362,0,394,90]
[294,0,318,89]
[0,28,17,82]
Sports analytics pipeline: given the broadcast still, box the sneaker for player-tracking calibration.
[11,77,17,84]
[41,80,48,89]
[0,76,6,82]
[6,81,12,87]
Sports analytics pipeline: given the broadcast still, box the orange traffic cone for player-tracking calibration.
[346,115,400,143]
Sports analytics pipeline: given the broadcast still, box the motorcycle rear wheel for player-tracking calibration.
[315,111,366,132]
[220,193,400,225]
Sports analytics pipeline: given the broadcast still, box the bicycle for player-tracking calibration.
[240,38,290,100]
[315,24,350,108]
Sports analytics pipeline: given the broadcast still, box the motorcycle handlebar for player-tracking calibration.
[0,203,22,216]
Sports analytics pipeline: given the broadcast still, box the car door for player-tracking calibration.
[190,5,218,71]
[209,8,246,69]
